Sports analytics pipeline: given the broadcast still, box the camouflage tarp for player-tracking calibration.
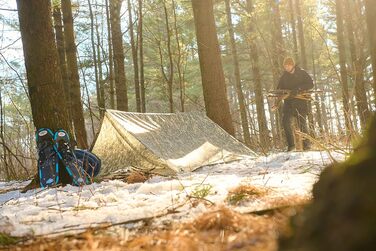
[92,110,257,176]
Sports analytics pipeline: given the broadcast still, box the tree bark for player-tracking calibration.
[364,0,376,102]
[61,0,88,148]
[162,0,174,113]
[335,0,353,134]
[110,0,128,111]
[191,0,235,136]
[87,0,101,117]
[16,0,71,133]
[172,0,185,112]
[138,0,146,112]
[288,0,299,60]
[127,0,141,112]
[225,0,251,147]
[95,11,105,117]
[105,0,115,109]
[269,0,285,147]
[295,0,307,69]
[344,0,369,130]
[246,0,270,150]
[52,4,72,126]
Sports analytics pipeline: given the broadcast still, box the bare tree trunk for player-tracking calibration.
[312,48,323,133]
[296,0,315,137]
[225,0,251,147]
[288,0,299,60]
[335,0,353,135]
[269,0,285,147]
[191,0,235,136]
[95,11,105,116]
[172,0,185,112]
[138,0,146,112]
[87,0,101,116]
[105,0,115,109]
[364,0,376,102]
[16,0,71,131]
[61,0,88,148]
[52,5,72,126]
[344,0,369,130]
[295,0,307,68]
[110,0,128,111]
[0,86,9,180]
[127,0,141,112]
[162,0,174,113]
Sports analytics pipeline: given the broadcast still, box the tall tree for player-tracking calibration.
[344,0,369,129]
[288,0,299,60]
[295,0,315,136]
[162,0,174,113]
[52,4,72,125]
[246,0,270,149]
[225,0,251,146]
[138,0,146,112]
[16,0,71,132]
[95,9,106,116]
[191,0,235,136]
[172,0,185,112]
[105,0,115,109]
[110,0,128,111]
[269,0,285,145]
[335,0,353,134]
[295,0,307,68]
[61,0,88,148]
[127,0,141,112]
[87,0,102,117]
[364,0,376,99]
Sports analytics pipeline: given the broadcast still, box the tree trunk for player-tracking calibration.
[364,0,376,102]
[311,47,323,133]
[105,0,115,109]
[225,0,251,147]
[87,0,101,116]
[52,5,72,126]
[138,0,146,112]
[127,0,141,112]
[95,11,105,117]
[344,0,369,130]
[162,0,174,113]
[269,0,285,147]
[16,0,71,132]
[295,0,307,68]
[61,0,88,148]
[288,0,299,60]
[335,0,353,135]
[191,0,235,136]
[110,0,128,111]
[172,0,185,112]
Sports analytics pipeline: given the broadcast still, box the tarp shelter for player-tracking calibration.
[92,110,257,176]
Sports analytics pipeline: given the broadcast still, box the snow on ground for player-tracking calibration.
[0,151,344,238]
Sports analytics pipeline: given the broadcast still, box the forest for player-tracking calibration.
[0,0,375,250]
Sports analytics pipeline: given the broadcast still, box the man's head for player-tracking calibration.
[283,57,296,73]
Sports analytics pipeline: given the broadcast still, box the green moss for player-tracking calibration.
[227,192,248,205]
[191,184,213,199]
[0,232,19,246]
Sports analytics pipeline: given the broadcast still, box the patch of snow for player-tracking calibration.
[0,151,344,237]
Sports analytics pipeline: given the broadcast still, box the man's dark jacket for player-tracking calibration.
[277,66,314,115]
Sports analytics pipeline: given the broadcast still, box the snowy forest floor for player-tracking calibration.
[0,150,345,251]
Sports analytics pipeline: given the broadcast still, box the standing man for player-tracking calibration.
[277,57,314,151]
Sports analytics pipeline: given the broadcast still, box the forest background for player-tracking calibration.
[0,0,375,180]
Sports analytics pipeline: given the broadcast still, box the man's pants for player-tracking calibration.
[282,101,310,148]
